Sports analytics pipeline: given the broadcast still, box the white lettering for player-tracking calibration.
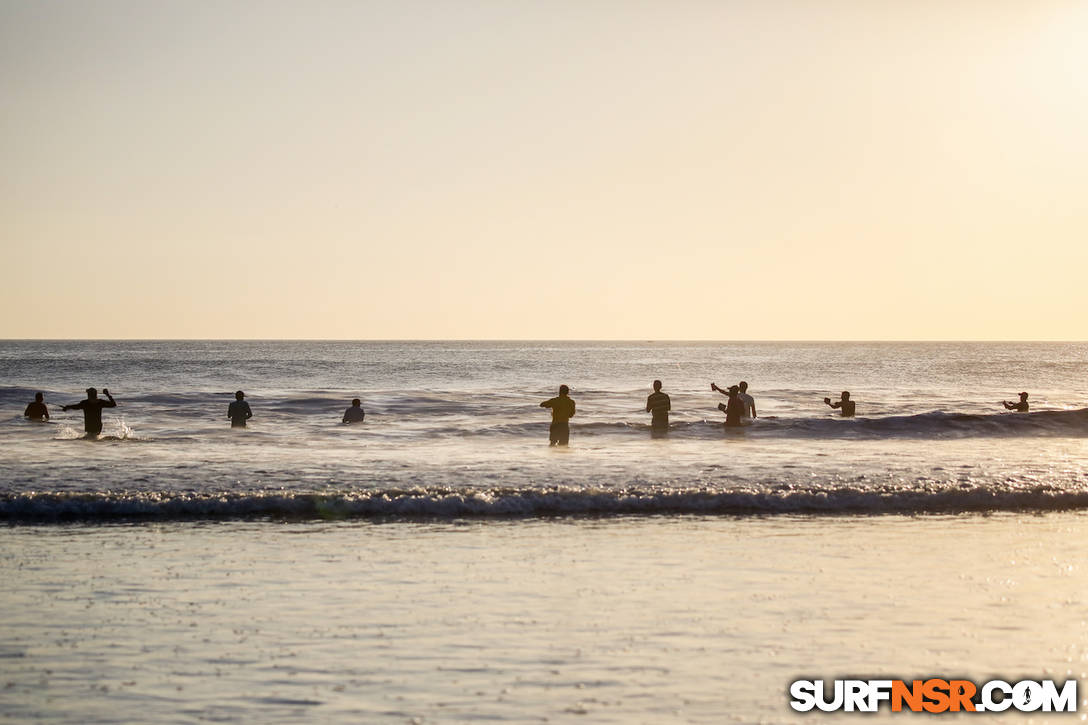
[982,680,1012,712]
[1013,681,1043,712]
[844,680,869,712]
[789,680,817,712]
[868,680,892,711]
[1040,679,1077,712]
[816,680,844,712]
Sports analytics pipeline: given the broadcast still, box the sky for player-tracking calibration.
[2,0,1086,340]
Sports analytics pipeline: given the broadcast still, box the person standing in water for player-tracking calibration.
[342,398,366,424]
[62,387,116,436]
[24,392,49,422]
[1002,392,1029,412]
[714,384,745,427]
[712,381,754,422]
[228,390,253,428]
[824,391,856,417]
[540,384,576,446]
[737,381,757,419]
[646,380,671,432]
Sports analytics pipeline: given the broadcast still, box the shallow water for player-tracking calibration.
[3,514,1088,723]
[3,341,1087,721]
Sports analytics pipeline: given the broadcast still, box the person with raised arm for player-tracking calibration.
[62,387,116,436]
[713,384,745,427]
[712,381,752,425]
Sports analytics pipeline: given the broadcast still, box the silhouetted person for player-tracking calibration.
[343,398,366,424]
[228,390,252,428]
[712,381,755,421]
[646,380,671,432]
[824,391,855,417]
[715,384,745,427]
[738,381,757,419]
[1002,392,1029,413]
[24,392,49,422]
[540,384,576,446]
[62,387,116,436]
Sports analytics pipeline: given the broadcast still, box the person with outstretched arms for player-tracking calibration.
[62,387,116,436]
[824,391,855,417]
[1002,392,1029,412]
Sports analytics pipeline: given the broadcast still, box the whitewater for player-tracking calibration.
[2,341,1087,521]
[4,341,1088,722]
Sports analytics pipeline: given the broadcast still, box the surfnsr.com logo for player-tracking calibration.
[789,679,1078,713]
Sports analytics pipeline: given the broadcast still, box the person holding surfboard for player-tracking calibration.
[61,387,116,436]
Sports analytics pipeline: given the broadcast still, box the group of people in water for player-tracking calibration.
[534,382,1030,446]
[22,388,118,436]
[23,384,1035,444]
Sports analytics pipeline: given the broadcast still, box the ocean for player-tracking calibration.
[3,341,1088,722]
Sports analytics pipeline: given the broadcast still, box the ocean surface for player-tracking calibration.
[3,341,1088,722]
[2,341,1087,520]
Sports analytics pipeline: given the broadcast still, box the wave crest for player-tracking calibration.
[5,483,1088,523]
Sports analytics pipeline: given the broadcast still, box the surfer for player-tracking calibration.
[61,387,116,436]
[24,392,50,422]
[824,391,855,417]
[738,381,757,419]
[228,390,253,428]
[540,384,576,446]
[342,398,366,424]
[714,384,745,427]
[1002,392,1029,413]
[646,380,671,432]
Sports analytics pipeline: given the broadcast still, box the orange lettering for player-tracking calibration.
[892,680,924,712]
[922,679,951,713]
[949,680,977,712]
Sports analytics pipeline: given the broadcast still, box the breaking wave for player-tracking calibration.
[5,482,1088,523]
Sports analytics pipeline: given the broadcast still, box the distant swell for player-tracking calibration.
[5,484,1088,523]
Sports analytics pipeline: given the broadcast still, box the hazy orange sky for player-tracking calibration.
[2,1,1086,339]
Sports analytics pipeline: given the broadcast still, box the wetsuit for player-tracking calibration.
[541,395,576,445]
[24,401,49,421]
[68,397,116,435]
[228,400,252,428]
[646,391,671,431]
